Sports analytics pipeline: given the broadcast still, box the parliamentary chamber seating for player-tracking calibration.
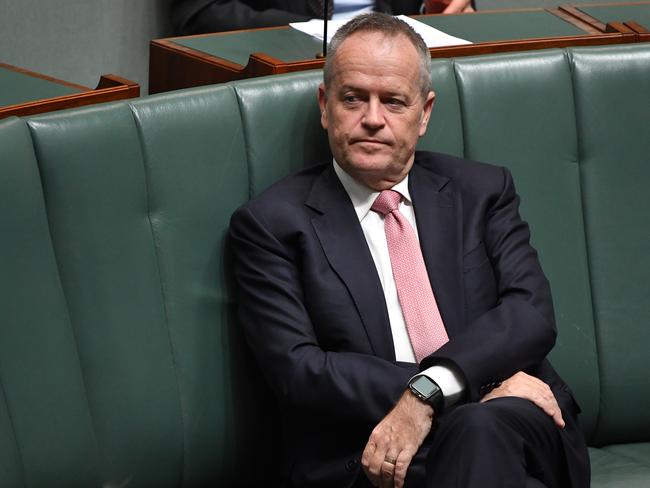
[0,42,649,487]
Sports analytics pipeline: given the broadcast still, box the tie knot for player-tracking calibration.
[371,190,402,216]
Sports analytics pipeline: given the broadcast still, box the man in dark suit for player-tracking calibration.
[171,0,473,35]
[230,12,589,488]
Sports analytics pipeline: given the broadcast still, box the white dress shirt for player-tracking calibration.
[333,160,465,408]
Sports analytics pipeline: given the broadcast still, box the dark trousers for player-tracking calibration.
[355,397,577,488]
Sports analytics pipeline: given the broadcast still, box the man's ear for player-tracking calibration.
[418,90,436,137]
[317,83,328,130]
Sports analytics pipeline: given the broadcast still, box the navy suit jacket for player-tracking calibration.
[230,151,587,487]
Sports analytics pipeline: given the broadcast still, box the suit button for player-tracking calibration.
[346,459,359,472]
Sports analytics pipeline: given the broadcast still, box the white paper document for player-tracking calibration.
[289,15,471,48]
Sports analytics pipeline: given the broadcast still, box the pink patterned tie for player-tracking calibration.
[371,190,449,362]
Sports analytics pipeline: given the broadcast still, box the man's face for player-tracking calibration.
[318,31,435,190]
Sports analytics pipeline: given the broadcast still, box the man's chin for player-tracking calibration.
[345,152,393,172]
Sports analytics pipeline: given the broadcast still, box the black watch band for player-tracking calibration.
[408,374,444,414]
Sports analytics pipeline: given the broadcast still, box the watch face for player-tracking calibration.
[411,376,438,398]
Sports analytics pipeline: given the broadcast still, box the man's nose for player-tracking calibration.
[361,99,385,129]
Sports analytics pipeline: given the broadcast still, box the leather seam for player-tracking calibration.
[25,117,103,482]
[567,47,603,445]
[232,85,255,199]
[128,103,187,486]
[0,368,26,487]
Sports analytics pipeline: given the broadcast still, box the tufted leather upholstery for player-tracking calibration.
[0,43,649,487]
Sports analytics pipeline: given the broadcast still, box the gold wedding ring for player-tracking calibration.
[384,456,397,465]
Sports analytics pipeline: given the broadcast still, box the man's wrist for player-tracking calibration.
[408,374,445,414]
[404,388,435,417]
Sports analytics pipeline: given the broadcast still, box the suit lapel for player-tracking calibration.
[409,162,464,338]
[306,166,396,360]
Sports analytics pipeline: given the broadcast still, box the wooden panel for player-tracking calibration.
[149,8,638,94]
[560,2,650,34]
[0,63,139,119]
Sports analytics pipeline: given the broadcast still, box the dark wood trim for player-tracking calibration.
[624,20,650,40]
[625,20,650,32]
[550,7,603,34]
[0,71,140,120]
[435,31,635,55]
[605,21,635,33]
[559,6,607,32]
[560,2,650,33]
[149,39,249,93]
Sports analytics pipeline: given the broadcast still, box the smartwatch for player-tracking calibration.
[408,374,444,414]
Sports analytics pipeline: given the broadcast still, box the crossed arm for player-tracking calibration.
[361,166,564,487]
[361,371,565,488]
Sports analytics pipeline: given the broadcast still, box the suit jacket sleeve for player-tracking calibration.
[421,166,557,402]
[230,204,419,426]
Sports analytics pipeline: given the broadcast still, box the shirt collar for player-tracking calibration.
[333,159,412,222]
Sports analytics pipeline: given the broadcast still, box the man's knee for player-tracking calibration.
[433,397,546,452]
[438,399,515,432]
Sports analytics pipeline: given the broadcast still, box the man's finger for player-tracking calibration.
[362,440,383,486]
[379,460,396,488]
[393,447,417,488]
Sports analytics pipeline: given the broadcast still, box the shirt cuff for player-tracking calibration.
[415,364,466,409]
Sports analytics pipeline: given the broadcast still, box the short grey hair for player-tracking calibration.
[323,12,432,100]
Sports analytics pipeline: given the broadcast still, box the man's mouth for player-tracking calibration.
[353,138,390,146]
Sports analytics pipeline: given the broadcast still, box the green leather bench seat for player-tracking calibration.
[0,43,649,486]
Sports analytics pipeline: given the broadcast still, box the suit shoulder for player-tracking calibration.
[232,161,328,219]
[415,151,505,178]
[414,151,509,193]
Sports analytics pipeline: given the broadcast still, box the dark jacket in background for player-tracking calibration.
[171,0,424,35]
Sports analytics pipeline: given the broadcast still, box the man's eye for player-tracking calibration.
[343,95,359,103]
[387,98,405,107]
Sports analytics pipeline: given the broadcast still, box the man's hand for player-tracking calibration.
[361,390,433,488]
[480,371,565,428]
[424,0,474,14]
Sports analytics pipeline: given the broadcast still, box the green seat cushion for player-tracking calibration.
[590,446,650,488]
[604,443,650,469]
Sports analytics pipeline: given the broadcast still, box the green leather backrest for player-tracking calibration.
[0,91,276,486]
[571,44,650,445]
[128,87,279,485]
[0,116,101,488]
[28,104,185,487]
[232,71,330,196]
